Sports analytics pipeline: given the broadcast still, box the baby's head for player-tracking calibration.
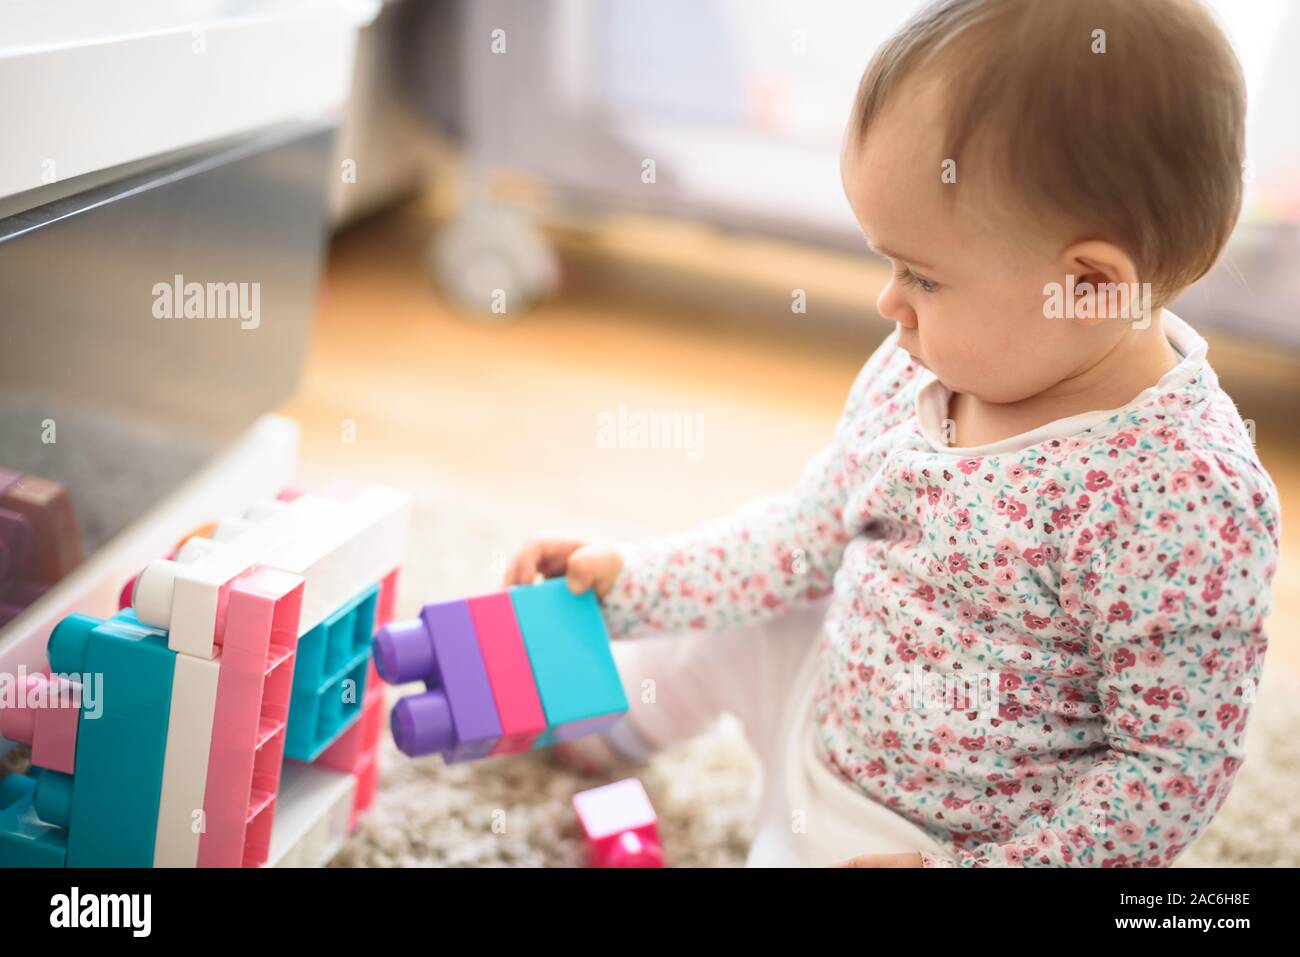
[841,0,1245,403]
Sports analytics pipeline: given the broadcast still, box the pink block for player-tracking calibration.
[316,678,384,830]
[198,567,304,868]
[274,484,306,503]
[376,567,399,628]
[0,675,37,743]
[350,750,379,830]
[33,676,81,775]
[467,592,547,755]
[0,673,81,775]
[118,575,135,611]
[573,779,663,868]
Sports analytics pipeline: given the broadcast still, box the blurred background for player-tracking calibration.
[1,0,1298,865]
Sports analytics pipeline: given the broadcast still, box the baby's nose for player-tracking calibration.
[875,279,917,328]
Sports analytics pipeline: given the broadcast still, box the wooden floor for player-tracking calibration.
[280,199,1300,673]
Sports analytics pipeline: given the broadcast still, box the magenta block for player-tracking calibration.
[467,593,546,755]
[573,779,663,868]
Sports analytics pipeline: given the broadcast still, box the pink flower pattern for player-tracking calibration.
[601,333,1280,867]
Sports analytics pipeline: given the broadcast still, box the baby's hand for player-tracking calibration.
[503,539,623,600]
[833,852,923,868]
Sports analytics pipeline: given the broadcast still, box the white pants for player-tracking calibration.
[609,602,947,867]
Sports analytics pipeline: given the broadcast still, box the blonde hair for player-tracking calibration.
[849,0,1246,304]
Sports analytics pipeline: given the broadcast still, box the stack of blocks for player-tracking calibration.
[0,481,409,867]
[374,577,628,761]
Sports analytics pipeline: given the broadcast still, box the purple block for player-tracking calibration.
[374,617,436,684]
[391,689,456,756]
[0,506,33,583]
[377,600,503,761]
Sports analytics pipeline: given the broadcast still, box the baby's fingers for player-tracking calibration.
[565,545,623,599]
[535,540,586,579]
[502,539,585,587]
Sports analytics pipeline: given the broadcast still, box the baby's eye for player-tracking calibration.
[893,263,939,294]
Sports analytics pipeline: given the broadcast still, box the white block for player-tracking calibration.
[134,495,342,658]
[131,483,409,656]
[266,762,356,868]
[154,652,221,867]
[258,485,410,637]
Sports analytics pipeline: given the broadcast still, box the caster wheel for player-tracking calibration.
[431,205,560,318]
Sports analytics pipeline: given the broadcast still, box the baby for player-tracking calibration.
[506,0,1281,867]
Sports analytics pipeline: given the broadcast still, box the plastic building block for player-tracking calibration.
[375,579,628,761]
[0,481,409,869]
[153,652,221,867]
[509,579,628,746]
[0,474,83,585]
[198,567,303,868]
[0,473,82,627]
[350,752,379,826]
[0,580,47,628]
[265,762,355,868]
[0,506,34,583]
[376,567,399,628]
[284,582,378,762]
[314,660,383,772]
[572,778,663,868]
[275,484,306,503]
[132,495,329,658]
[314,659,385,828]
[468,592,547,755]
[44,610,175,867]
[118,521,222,611]
[247,483,408,638]
[375,599,502,761]
[132,485,407,659]
[0,671,82,774]
[0,773,68,868]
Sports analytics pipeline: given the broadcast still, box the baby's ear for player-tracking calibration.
[1059,240,1146,326]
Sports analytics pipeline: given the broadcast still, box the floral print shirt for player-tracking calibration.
[601,314,1281,866]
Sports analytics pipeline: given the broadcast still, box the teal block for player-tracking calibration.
[509,579,628,744]
[47,610,175,867]
[0,774,68,868]
[285,584,378,761]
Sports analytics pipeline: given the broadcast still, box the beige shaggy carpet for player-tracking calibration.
[330,480,1300,868]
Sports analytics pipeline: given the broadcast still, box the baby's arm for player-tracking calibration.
[924,450,1280,867]
[598,330,917,642]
